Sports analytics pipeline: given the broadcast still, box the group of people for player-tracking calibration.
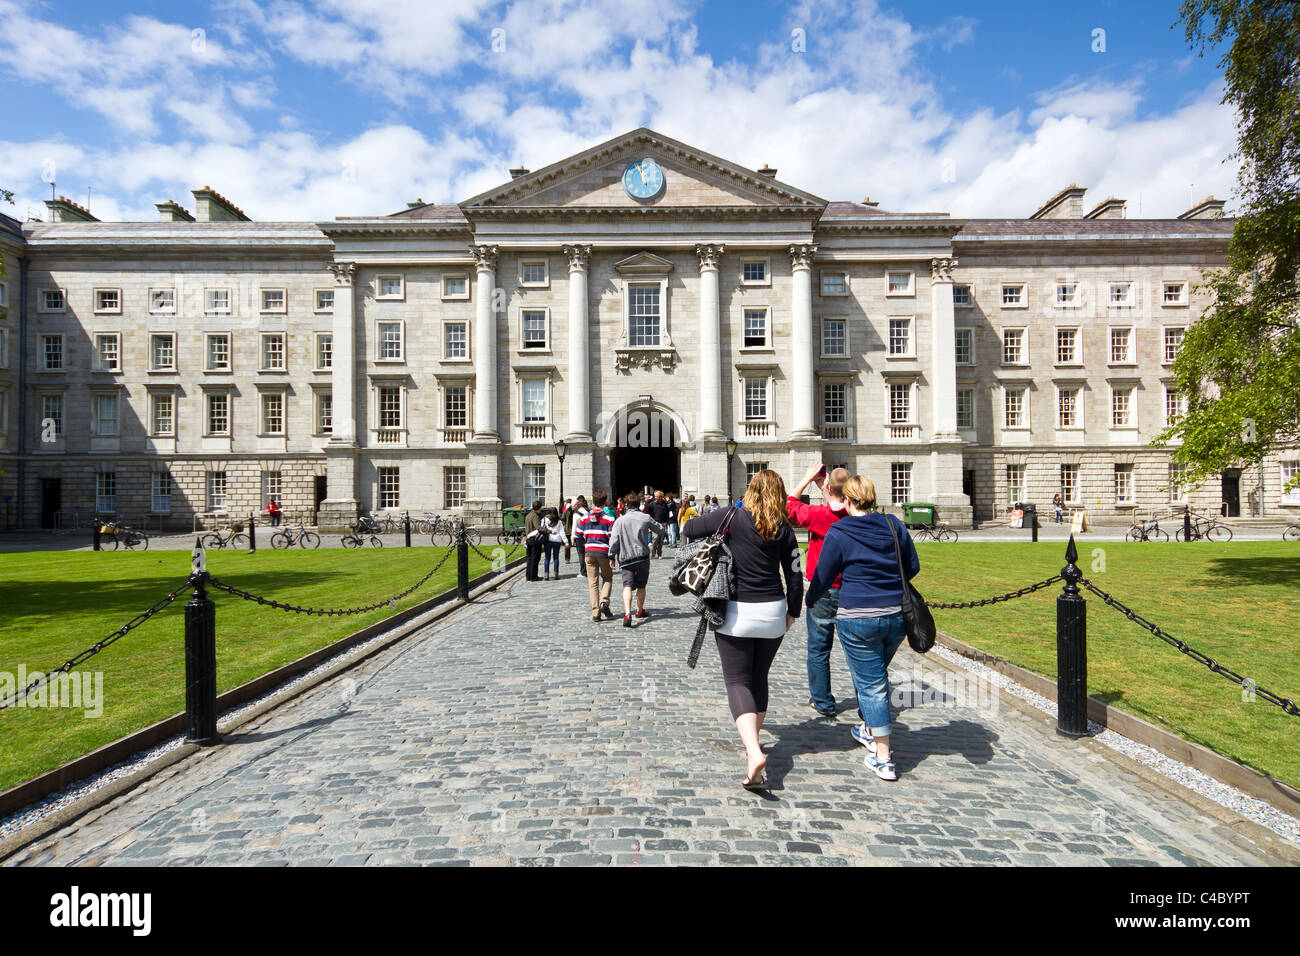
[521,463,920,789]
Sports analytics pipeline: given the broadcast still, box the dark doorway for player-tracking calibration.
[1221,470,1241,518]
[607,408,681,499]
[40,479,61,529]
[962,469,977,522]
[315,476,327,520]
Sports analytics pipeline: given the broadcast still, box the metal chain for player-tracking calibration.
[468,540,522,563]
[0,582,191,710]
[928,575,1063,610]
[1080,579,1300,717]
[208,544,456,617]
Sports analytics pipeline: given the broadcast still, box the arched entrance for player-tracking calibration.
[599,402,687,498]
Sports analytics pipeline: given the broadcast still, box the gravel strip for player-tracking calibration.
[928,642,1300,844]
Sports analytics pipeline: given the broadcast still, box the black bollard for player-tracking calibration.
[1184,506,1192,542]
[457,528,470,601]
[93,520,101,552]
[1056,535,1088,737]
[1031,508,1039,543]
[184,541,220,744]
[248,514,256,553]
[404,512,412,548]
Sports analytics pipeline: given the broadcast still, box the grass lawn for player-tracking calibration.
[908,541,1300,788]
[0,546,501,792]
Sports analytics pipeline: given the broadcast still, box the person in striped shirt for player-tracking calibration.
[579,490,618,622]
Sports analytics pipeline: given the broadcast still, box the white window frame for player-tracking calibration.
[443,320,471,362]
[314,288,335,313]
[260,332,288,372]
[519,377,551,424]
[821,380,849,427]
[1162,280,1189,306]
[523,463,547,504]
[956,388,974,430]
[1109,326,1135,365]
[149,288,176,314]
[204,332,232,373]
[42,334,64,371]
[1056,385,1082,430]
[1280,461,1300,505]
[39,288,65,313]
[1006,464,1026,504]
[1000,283,1027,308]
[520,307,551,352]
[150,390,175,437]
[94,332,122,373]
[887,381,917,425]
[952,283,973,307]
[624,280,667,348]
[1001,327,1028,366]
[151,471,173,514]
[518,258,549,289]
[376,321,405,363]
[1164,384,1187,426]
[314,332,333,371]
[442,382,470,430]
[378,467,401,510]
[206,471,228,512]
[889,462,913,506]
[375,274,405,301]
[1003,386,1029,430]
[1111,385,1136,429]
[1054,282,1080,308]
[441,274,470,301]
[743,376,771,422]
[96,471,117,514]
[741,258,770,287]
[93,288,122,314]
[260,389,286,436]
[204,288,232,314]
[314,388,333,436]
[375,383,406,430]
[260,288,287,314]
[204,391,231,436]
[820,271,848,297]
[1061,464,1080,505]
[1114,464,1134,505]
[92,390,120,437]
[1170,463,1188,504]
[150,332,176,372]
[887,317,913,358]
[821,318,848,358]
[954,327,974,366]
[1055,327,1080,366]
[444,466,467,509]
[741,307,771,350]
[1109,282,1134,308]
[885,270,914,297]
[1163,326,1186,365]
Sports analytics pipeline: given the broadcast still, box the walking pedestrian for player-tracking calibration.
[542,508,567,580]
[682,470,803,790]
[665,492,680,548]
[787,461,851,719]
[570,495,590,571]
[678,495,699,525]
[578,491,617,621]
[524,500,545,581]
[266,498,283,528]
[804,476,920,782]
[648,490,671,558]
[609,492,661,626]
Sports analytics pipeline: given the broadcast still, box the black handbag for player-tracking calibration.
[885,515,935,654]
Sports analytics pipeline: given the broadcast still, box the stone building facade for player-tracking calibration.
[2,129,1296,531]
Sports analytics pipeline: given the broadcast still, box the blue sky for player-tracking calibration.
[0,0,1235,222]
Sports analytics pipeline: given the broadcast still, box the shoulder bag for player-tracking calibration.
[884,514,935,654]
[673,507,737,596]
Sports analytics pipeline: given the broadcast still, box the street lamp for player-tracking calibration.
[553,437,568,511]
[724,436,738,504]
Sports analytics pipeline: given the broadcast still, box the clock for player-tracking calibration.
[622,158,666,201]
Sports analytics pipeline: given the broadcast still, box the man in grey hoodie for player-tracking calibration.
[608,492,662,627]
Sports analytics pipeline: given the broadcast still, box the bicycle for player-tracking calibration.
[340,523,384,549]
[270,524,321,549]
[433,515,480,547]
[200,525,248,550]
[1284,523,1300,541]
[497,527,526,546]
[1175,511,1233,542]
[1125,516,1169,542]
[911,522,959,543]
[100,520,150,551]
[414,513,437,535]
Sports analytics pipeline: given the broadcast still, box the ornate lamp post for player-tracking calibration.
[553,437,568,511]
[724,436,738,504]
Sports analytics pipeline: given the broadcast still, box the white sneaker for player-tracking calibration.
[864,752,897,781]
[850,722,876,754]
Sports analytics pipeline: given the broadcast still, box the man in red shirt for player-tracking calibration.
[787,460,851,718]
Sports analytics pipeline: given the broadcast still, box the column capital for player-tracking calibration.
[788,243,818,270]
[470,243,499,271]
[329,261,356,286]
[695,243,726,271]
[930,256,958,282]
[563,243,593,273]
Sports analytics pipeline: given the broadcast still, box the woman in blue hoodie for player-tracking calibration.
[805,475,920,781]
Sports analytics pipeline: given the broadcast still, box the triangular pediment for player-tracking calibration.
[459,128,826,213]
[613,251,675,275]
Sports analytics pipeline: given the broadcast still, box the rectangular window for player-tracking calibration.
[887,271,912,295]
[378,386,403,428]
[261,471,282,507]
[260,289,286,313]
[1170,464,1187,503]
[95,333,121,372]
[315,289,334,312]
[1056,328,1078,365]
[1109,282,1133,306]
[822,319,846,357]
[261,333,286,371]
[261,392,284,435]
[952,284,972,306]
[94,289,121,313]
[1165,387,1187,425]
[745,461,769,484]
[890,463,912,505]
[524,464,546,504]
[1058,388,1079,429]
[444,321,468,360]
[1281,462,1300,504]
[1110,327,1133,364]
[1002,328,1026,364]
[522,379,547,422]
[821,272,846,296]
[42,335,63,370]
[150,288,176,313]
[205,334,231,371]
[206,472,228,512]
[1001,284,1025,307]
[377,466,400,508]
[41,289,65,312]
[151,472,173,513]
[1163,327,1185,364]
[1115,464,1133,504]
[1163,281,1187,304]
[205,288,231,313]
[377,275,404,299]
[889,383,912,424]
[1004,388,1026,428]
[378,322,403,360]
[744,378,768,420]
[1055,282,1078,307]
[628,283,661,346]
[41,394,63,436]
[442,275,469,299]
[206,393,230,435]
[315,333,333,370]
[94,393,119,436]
[888,318,911,356]
[522,310,548,349]
[520,260,548,286]
[96,472,116,513]
[743,308,768,348]
[823,383,847,425]
[1112,387,1133,427]
[151,333,176,371]
[445,467,467,508]
[1061,464,1079,504]
[1006,464,1025,504]
[954,328,973,365]
[742,260,767,283]
[151,392,174,436]
[956,389,973,429]
[316,391,333,434]
[444,386,468,428]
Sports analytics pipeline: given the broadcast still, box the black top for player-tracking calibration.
[648,500,671,523]
[682,506,804,617]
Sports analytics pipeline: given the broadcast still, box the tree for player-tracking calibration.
[1157,2,1300,495]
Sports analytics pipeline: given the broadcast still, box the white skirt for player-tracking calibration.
[719,598,789,639]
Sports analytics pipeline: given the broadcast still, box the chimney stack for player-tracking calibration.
[1084,196,1127,220]
[1029,184,1088,220]
[1177,195,1226,220]
[45,196,99,222]
[155,200,195,222]
[757,165,778,178]
[509,167,530,179]
[191,186,250,222]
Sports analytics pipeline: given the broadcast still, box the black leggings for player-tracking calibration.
[715,633,784,720]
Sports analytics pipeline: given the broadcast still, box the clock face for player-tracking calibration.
[622,158,666,201]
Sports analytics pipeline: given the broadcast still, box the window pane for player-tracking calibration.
[522,311,547,348]
[523,380,546,421]
[628,284,660,346]
[743,309,767,347]
[822,320,845,355]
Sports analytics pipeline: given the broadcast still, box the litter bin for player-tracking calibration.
[501,506,527,534]
[901,502,936,528]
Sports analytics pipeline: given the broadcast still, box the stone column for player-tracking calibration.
[563,244,593,441]
[789,243,818,438]
[930,257,960,440]
[695,243,726,440]
[471,244,500,441]
[318,261,360,531]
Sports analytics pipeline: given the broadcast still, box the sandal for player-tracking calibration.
[742,756,768,790]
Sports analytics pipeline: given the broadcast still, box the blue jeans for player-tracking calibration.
[837,613,906,737]
[806,586,843,716]
[666,522,679,546]
[543,540,561,573]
